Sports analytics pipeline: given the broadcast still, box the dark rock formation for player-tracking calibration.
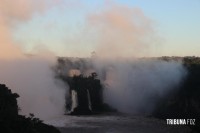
[66,73,116,115]
[0,84,60,133]
[54,58,116,115]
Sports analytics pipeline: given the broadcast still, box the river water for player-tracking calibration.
[45,113,191,133]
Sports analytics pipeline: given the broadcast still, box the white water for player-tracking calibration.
[71,90,78,112]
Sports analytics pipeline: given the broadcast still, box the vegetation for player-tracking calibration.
[0,84,60,133]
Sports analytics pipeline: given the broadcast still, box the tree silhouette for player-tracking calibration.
[0,84,60,133]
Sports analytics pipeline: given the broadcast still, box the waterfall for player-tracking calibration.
[87,89,92,111]
[71,90,78,112]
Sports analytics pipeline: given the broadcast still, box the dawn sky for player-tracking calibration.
[12,0,200,57]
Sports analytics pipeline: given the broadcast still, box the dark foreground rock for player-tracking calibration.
[0,84,60,133]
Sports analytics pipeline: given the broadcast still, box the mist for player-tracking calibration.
[56,57,187,114]
[0,0,67,120]
[86,3,157,58]
[95,59,187,114]
[0,56,66,120]
[56,3,187,114]
[0,0,187,120]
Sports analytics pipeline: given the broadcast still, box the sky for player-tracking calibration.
[3,0,200,57]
